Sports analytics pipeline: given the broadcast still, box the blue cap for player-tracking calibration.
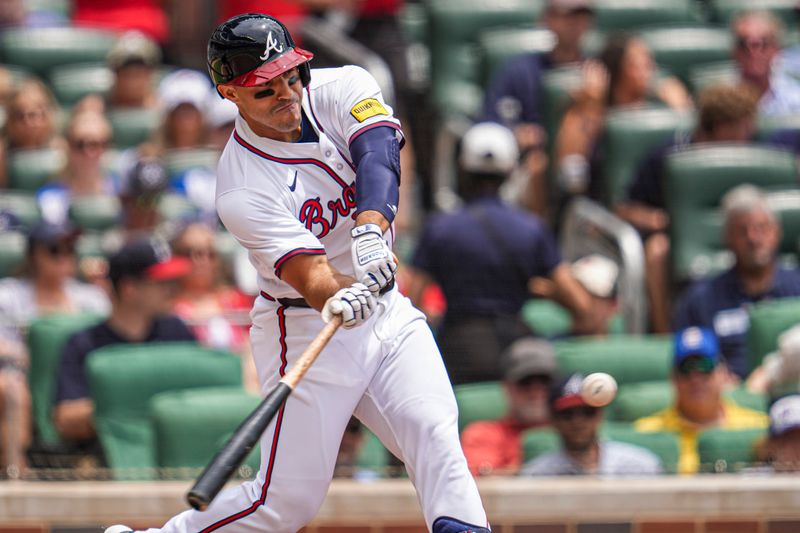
[674,327,720,366]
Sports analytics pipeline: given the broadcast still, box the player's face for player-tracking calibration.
[219,68,303,142]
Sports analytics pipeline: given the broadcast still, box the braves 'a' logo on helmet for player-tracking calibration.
[259,31,285,61]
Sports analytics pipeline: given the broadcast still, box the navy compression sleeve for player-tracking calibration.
[349,126,401,224]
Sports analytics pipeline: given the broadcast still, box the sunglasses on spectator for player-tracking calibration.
[69,138,111,152]
[515,374,552,388]
[45,243,76,257]
[676,356,717,375]
[553,406,599,420]
[175,247,218,261]
[10,107,47,122]
[736,36,776,53]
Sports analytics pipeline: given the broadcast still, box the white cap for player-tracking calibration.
[459,122,519,176]
[205,92,239,129]
[158,69,212,114]
[571,254,619,298]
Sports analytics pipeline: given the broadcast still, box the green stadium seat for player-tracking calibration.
[608,381,673,422]
[592,0,701,31]
[522,299,624,338]
[601,106,694,205]
[687,61,738,94]
[27,313,106,445]
[158,193,199,222]
[162,148,221,176]
[75,231,107,262]
[746,298,800,372]
[521,427,560,462]
[26,0,70,16]
[554,335,673,386]
[0,27,118,76]
[0,191,41,227]
[697,427,765,473]
[399,1,428,45]
[7,148,64,191]
[664,144,798,282]
[150,387,260,477]
[87,342,242,479]
[68,195,121,232]
[642,26,732,86]
[108,108,160,149]
[48,63,113,107]
[708,0,799,26]
[478,27,554,87]
[603,423,680,473]
[454,381,508,432]
[426,0,544,116]
[541,65,584,146]
[0,230,26,277]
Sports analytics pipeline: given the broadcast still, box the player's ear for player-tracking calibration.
[218,84,240,103]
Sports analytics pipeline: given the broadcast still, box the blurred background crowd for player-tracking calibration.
[0,0,799,483]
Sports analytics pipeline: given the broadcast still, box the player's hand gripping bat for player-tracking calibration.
[186,315,343,511]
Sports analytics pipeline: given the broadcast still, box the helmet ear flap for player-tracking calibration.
[299,62,311,87]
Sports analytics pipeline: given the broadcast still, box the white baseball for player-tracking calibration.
[580,372,618,407]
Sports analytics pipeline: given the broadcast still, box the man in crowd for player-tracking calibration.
[521,372,662,476]
[53,239,195,458]
[635,327,767,474]
[482,0,594,216]
[761,394,800,472]
[614,83,759,333]
[673,184,800,378]
[461,337,557,475]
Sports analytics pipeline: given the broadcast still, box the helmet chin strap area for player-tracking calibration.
[432,516,492,533]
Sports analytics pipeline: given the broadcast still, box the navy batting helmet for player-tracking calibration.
[207,13,313,88]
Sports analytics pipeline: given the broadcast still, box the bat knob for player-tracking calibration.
[187,492,210,511]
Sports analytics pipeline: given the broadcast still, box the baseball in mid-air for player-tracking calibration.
[580,372,618,407]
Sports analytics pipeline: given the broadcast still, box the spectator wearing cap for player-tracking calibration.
[461,338,557,476]
[615,83,760,333]
[118,158,169,235]
[732,10,800,116]
[53,238,195,456]
[635,327,767,474]
[759,394,800,472]
[36,109,116,225]
[0,220,109,477]
[673,184,800,379]
[521,372,662,476]
[482,0,595,217]
[409,122,603,385]
[0,77,64,188]
[105,31,161,110]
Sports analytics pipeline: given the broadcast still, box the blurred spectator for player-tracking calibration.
[170,222,255,390]
[520,372,662,476]
[732,10,800,116]
[0,221,109,477]
[673,185,800,379]
[333,417,380,480]
[105,31,161,110]
[461,338,556,476]
[205,92,239,151]
[635,327,767,474]
[72,0,170,45]
[218,1,306,36]
[53,238,194,458]
[149,69,212,153]
[555,33,691,200]
[408,123,603,384]
[118,158,169,236]
[615,83,760,333]
[37,110,116,225]
[0,77,64,188]
[483,0,595,217]
[746,324,800,395]
[0,0,66,28]
[760,394,800,472]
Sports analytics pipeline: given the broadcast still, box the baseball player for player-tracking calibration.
[106,13,490,533]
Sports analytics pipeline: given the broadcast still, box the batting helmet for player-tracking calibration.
[207,13,313,88]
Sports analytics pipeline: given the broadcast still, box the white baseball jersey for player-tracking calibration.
[142,65,489,533]
[216,65,401,300]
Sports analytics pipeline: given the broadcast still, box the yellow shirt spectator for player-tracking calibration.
[635,400,768,474]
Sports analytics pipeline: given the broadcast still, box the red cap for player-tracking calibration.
[228,47,314,87]
[144,256,193,281]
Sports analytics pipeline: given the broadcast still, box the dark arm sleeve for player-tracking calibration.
[349,126,401,224]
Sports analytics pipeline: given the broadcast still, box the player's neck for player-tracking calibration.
[241,111,302,143]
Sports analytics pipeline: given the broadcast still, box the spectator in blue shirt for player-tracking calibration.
[615,83,760,333]
[481,0,594,217]
[673,184,800,379]
[53,238,196,459]
[408,123,603,384]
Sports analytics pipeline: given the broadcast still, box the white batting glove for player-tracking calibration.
[321,282,376,329]
[350,224,397,295]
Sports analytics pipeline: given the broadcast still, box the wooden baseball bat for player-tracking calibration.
[186,315,343,511]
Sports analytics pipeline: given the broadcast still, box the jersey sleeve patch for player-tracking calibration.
[350,98,389,123]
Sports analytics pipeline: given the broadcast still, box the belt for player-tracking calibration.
[261,279,395,308]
